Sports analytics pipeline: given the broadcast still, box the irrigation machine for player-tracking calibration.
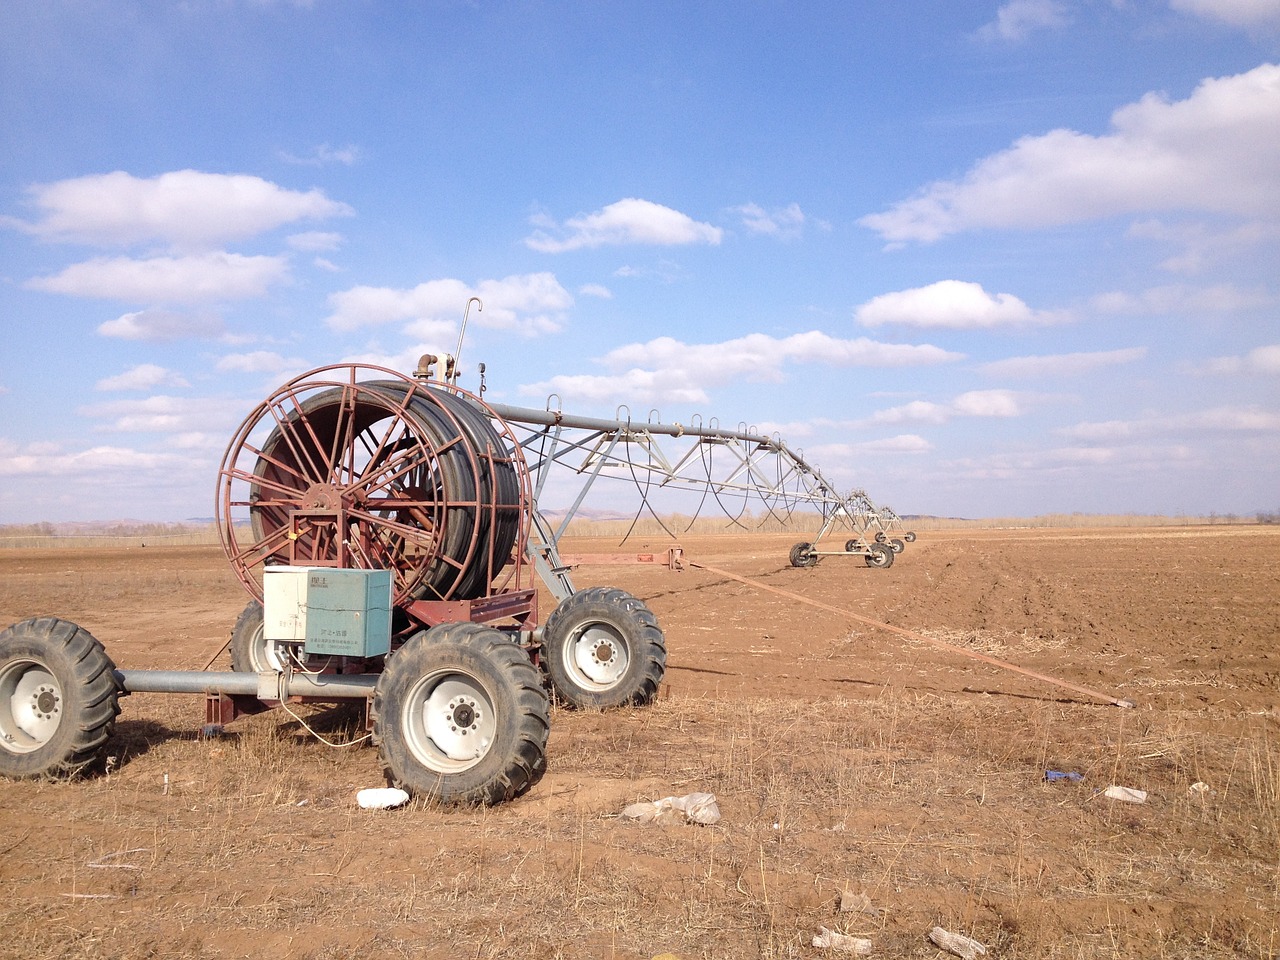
[0,352,912,805]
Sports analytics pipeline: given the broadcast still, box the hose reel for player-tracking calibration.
[216,365,529,608]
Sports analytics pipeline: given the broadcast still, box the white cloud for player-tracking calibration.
[524,198,723,253]
[95,364,190,392]
[943,442,1213,485]
[1091,283,1273,314]
[611,259,687,284]
[170,432,223,452]
[77,394,244,434]
[277,143,364,166]
[519,368,713,406]
[1170,0,1280,27]
[521,331,961,405]
[579,284,613,299]
[866,390,1023,426]
[97,308,225,341]
[325,272,572,336]
[809,435,935,460]
[601,331,960,377]
[855,280,1064,328]
[1059,404,1280,441]
[954,389,1023,417]
[403,316,461,341]
[1127,218,1280,272]
[0,442,193,478]
[287,230,344,252]
[735,202,807,240]
[859,63,1280,244]
[975,0,1070,41]
[214,351,310,375]
[866,400,952,426]
[1202,343,1280,374]
[980,347,1147,378]
[6,170,352,250]
[28,253,290,303]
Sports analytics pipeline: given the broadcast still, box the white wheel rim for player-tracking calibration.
[404,673,496,771]
[0,660,62,754]
[246,621,291,673]
[566,624,629,689]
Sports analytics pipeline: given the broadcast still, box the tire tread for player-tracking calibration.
[0,617,120,779]
[373,623,548,805]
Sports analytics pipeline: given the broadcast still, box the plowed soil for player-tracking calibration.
[1,526,1277,959]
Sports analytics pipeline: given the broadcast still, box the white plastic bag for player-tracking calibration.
[357,787,410,809]
[620,791,721,825]
[812,926,873,954]
[928,926,986,960]
[1103,785,1148,803]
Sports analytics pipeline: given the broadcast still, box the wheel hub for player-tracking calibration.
[301,483,345,510]
[570,627,628,687]
[35,688,58,717]
[419,677,495,766]
[450,700,477,730]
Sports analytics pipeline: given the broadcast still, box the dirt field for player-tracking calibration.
[1,527,1277,959]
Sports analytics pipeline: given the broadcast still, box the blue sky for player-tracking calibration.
[1,0,1278,523]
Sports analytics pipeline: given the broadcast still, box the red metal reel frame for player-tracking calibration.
[215,364,533,609]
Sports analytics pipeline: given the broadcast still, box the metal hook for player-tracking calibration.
[453,297,482,384]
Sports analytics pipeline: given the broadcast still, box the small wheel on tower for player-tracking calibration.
[789,542,818,568]
[864,543,895,569]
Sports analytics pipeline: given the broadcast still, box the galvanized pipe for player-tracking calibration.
[488,401,839,497]
[487,402,776,446]
[115,669,378,699]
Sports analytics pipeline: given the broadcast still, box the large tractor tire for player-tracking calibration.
[0,617,120,779]
[541,588,666,709]
[373,622,548,805]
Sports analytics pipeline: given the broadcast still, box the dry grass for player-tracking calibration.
[1,691,1276,959]
[2,529,1278,959]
